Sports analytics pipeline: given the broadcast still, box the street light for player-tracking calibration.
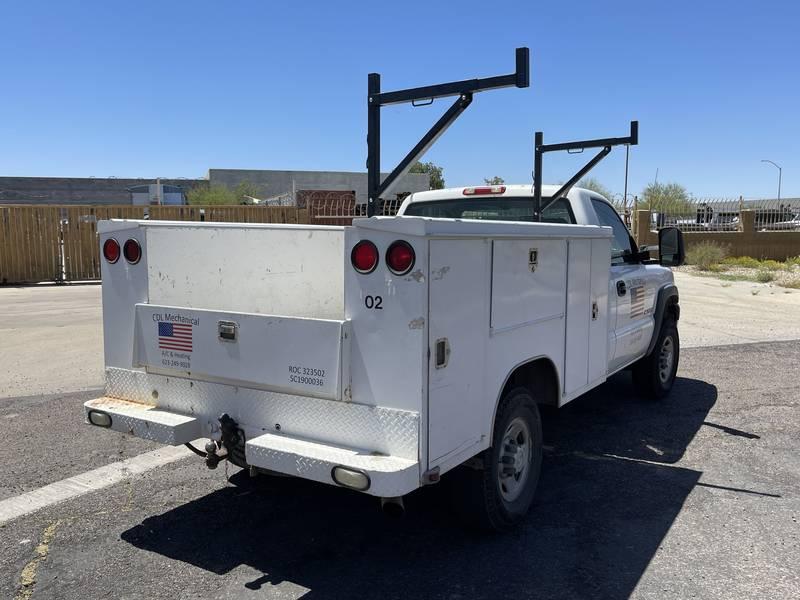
[761,159,782,202]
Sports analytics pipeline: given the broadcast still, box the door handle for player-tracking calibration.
[434,338,450,369]
[616,281,627,296]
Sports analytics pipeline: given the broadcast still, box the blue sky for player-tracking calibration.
[1,1,797,199]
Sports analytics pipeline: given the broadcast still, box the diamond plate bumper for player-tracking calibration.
[84,395,420,497]
[246,433,419,497]
[84,396,202,445]
[103,367,419,461]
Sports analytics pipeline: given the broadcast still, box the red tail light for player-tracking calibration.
[102,238,120,263]
[351,240,379,274]
[463,185,506,195]
[386,241,415,275]
[123,239,142,264]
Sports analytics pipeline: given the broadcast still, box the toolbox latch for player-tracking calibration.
[218,320,238,342]
[434,338,450,369]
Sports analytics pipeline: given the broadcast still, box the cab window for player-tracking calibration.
[542,198,575,224]
[591,198,633,264]
[402,196,575,224]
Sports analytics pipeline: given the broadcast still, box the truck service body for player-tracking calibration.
[84,49,685,529]
[86,184,681,518]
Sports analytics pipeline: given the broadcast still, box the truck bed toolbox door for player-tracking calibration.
[134,304,351,401]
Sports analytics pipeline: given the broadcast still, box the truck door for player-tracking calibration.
[590,199,654,371]
[427,239,488,466]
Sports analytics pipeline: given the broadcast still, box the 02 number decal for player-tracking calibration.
[364,295,383,310]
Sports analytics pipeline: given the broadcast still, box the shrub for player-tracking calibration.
[760,259,784,271]
[722,256,761,269]
[686,241,728,271]
[756,270,774,283]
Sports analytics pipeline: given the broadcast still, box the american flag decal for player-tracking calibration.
[158,321,193,352]
[630,286,646,318]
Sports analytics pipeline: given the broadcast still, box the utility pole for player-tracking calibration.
[761,159,782,202]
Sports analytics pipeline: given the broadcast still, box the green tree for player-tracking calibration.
[410,161,445,189]
[641,182,692,212]
[186,180,261,205]
[233,181,261,205]
[483,176,505,185]
[186,184,236,205]
[578,177,613,200]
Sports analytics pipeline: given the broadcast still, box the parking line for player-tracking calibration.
[0,445,192,526]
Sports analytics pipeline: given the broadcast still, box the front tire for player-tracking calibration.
[633,316,679,399]
[451,387,542,532]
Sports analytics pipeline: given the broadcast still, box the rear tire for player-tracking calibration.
[450,387,542,532]
[633,315,679,399]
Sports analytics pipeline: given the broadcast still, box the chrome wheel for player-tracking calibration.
[498,417,532,502]
[658,336,675,384]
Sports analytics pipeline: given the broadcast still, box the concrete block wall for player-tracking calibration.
[634,209,800,261]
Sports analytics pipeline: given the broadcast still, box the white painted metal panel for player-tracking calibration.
[344,226,428,415]
[146,225,344,319]
[589,238,611,383]
[428,239,489,464]
[564,239,591,395]
[134,304,349,401]
[84,396,201,445]
[484,318,565,436]
[246,432,419,497]
[99,223,149,370]
[356,214,609,239]
[491,239,567,332]
[609,264,654,370]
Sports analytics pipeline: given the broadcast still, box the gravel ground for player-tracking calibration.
[676,263,800,287]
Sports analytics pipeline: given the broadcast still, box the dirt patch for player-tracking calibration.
[675,264,800,288]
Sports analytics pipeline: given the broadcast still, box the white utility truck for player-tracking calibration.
[83,49,686,530]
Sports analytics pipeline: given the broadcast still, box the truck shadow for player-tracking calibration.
[121,375,716,599]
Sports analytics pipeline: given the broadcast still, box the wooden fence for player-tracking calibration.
[5,203,799,285]
[0,205,312,285]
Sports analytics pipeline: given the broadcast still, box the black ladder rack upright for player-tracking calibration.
[366,48,530,217]
[533,121,639,220]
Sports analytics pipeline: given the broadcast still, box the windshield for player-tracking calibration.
[402,196,575,224]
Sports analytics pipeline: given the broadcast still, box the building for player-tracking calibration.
[129,183,189,206]
[0,169,430,206]
[208,169,429,205]
[0,176,204,206]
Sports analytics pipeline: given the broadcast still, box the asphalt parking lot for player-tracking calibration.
[1,279,799,599]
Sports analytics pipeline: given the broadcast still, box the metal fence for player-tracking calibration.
[642,197,800,232]
[304,191,403,225]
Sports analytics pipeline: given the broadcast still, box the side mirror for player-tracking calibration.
[658,227,685,266]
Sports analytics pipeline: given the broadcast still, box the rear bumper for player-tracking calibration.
[85,396,202,444]
[84,395,420,497]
